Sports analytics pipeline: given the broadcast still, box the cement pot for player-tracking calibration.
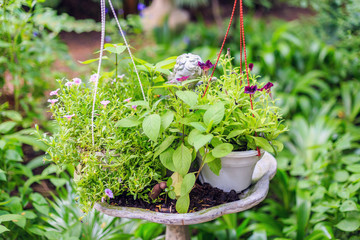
[199,150,265,193]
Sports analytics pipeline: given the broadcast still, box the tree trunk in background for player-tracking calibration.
[123,0,138,18]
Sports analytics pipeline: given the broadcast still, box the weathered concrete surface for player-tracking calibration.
[94,152,277,225]
[165,225,190,240]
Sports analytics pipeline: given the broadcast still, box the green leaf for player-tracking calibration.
[208,158,221,176]
[161,111,174,130]
[0,40,11,48]
[271,140,284,152]
[335,218,360,232]
[194,134,213,152]
[212,143,233,158]
[227,129,246,139]
[181,173,196,195]
[173,144,192,176]
[0,214,25,223]
[115,116,141,128]
[79,56,108,64]
[189,122,207,133]
[160,148,176,172]
[104,43,126,54]
[0,121,17,134]
[334,170,349,182]
[5,149,22,162]
[188,129,201,146]
[0,169,6,181]
[203,102,225,127]
[0,225,9,234]
[170,172,183,197]
[340,200,358,212]
[125,100,149,108]
[49,178,67,188]
[154,136,176,159]
[176,194,190,213]
[204,152,216,163]
[175,91,198,107]
[155,57,177,69]
[142,114,161,142]
[2,110,22,122]
[251,136,273,153]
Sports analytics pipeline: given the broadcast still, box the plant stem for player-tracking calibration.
[195,146,208,181]
[115,54,118,77]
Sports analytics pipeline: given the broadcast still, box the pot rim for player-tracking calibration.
[224,149,265,158]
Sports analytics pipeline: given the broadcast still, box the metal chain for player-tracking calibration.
[91,0,106,146]
[108,0,146,101]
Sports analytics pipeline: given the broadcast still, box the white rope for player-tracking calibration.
[91,0,106,146]
[108,0,146,101]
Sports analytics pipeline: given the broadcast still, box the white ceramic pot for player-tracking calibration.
[199,150,264,193]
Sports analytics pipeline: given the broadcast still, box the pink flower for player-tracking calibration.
[89,74,99,83]
[100,100,110,108]
[47,99,58,105]
[118,74,125,79]
[50,88,60,96]
[73,78,82,85]
[105,189,114,198]
[131,105,137,110]
[65,81,73,87]
[124,98,132,103]
[64,114,75,121]
[176,76,189,82]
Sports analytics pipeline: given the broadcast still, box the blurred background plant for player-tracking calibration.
[1,0,359,239]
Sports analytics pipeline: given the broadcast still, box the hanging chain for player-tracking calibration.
[91,0,106,146]
[239,0,261,156]
[108,0,146,101]
[202,0,238,98]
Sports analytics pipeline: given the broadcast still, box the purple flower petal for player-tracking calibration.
[105,188,114,198]
[249,63,254,71]
[137,3,146,11]
[244,85,258,94]
[176,76,190,82]
[198,60,214,71]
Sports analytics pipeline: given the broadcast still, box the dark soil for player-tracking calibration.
[109,183,239,213]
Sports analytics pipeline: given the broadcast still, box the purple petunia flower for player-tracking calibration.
[137,3,146,11]
[260,82,274,92]
[64,114,75,121]
[65,81,73,87]
[124,97,132,103]
[249,63,254,71]
[89,74,99,83]
[105,36,111,43]
[244,85,258,94]
[198,60,215,71]
[100,100,110,107]
[105,188,114,198]
[33,32,39,37]
[105,7,109,14]
[50,88,60,96]
[73,78,82,85]
[176,76,190,82]
[131,105,137,110]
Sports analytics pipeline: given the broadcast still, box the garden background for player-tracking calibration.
[1,0,359,239]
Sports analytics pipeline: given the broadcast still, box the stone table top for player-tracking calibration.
[94,152,277,225]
